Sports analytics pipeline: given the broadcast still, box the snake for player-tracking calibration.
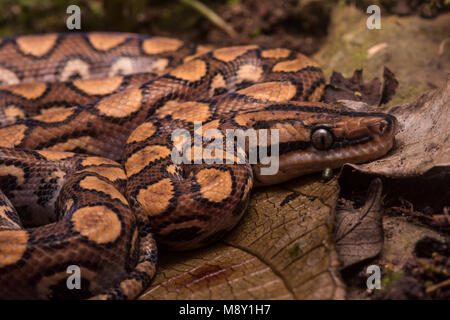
[0,32,397,299]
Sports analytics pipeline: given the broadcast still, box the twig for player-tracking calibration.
[426,278,450,294]
[444,206,449,220]
[179,0,238,39]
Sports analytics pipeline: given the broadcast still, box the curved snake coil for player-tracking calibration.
[0,33,397,299]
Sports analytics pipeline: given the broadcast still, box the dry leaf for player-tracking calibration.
[140,176,345,300]
[335,178,384,269]
[380,67,399,104]
[323,68,398,106]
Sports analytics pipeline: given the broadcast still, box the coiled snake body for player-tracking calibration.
[0,33,397,299]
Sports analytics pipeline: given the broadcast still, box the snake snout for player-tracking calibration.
[367,114,397,138]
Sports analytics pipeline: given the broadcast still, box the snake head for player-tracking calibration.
[251,102,398,185]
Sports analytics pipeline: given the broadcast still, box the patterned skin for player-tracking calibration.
[0,33,396,299]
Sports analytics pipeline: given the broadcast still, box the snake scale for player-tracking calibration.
[0,32,397,299]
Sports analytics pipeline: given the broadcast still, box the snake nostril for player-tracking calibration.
[378,120,387,134]
[367,119,388,135]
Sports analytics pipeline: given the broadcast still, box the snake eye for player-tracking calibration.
[311,128,334,150]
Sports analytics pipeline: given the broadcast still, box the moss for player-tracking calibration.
[250,27,262,38]
[351,49,369,69]
[388,86,421,106]
[158,4,202,32]
[381,267,403,288]
[226,0,240,6]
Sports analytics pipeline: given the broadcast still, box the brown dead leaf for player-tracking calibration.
[381,67,399,104]
[335,178,384,269]
[139,176,345,300]
[323,68,398,106]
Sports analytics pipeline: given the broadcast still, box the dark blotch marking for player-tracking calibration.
[36,176,60,207]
